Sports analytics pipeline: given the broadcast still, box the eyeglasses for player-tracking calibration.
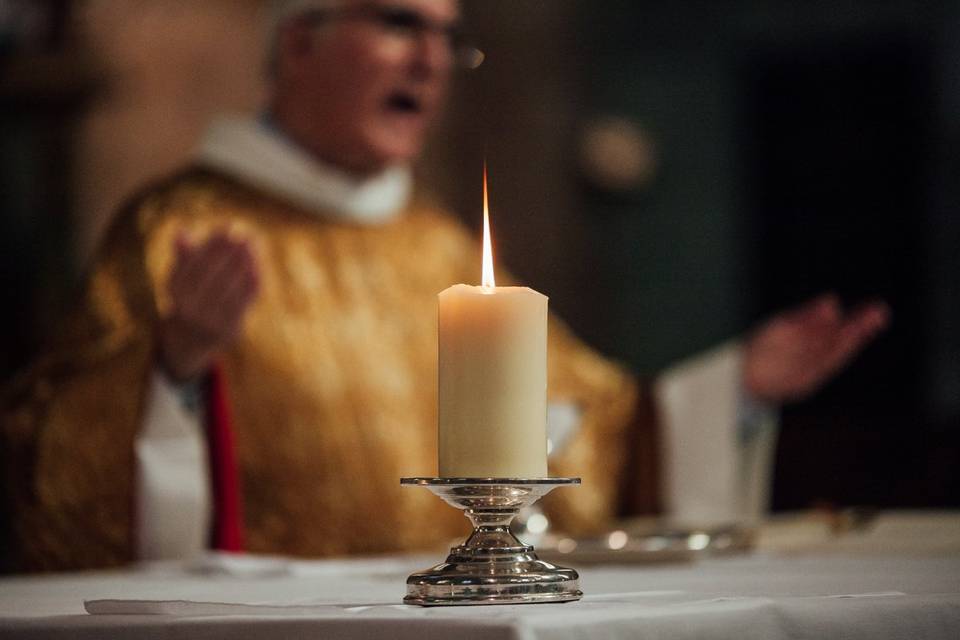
[298,4,484,70]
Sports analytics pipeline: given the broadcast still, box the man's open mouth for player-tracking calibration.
[385,91,423,114]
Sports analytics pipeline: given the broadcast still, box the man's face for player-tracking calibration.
[275,0,459,173]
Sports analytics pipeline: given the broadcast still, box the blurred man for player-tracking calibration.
[1,0,887,572]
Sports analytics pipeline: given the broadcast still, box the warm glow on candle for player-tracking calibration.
[481,162,496,289]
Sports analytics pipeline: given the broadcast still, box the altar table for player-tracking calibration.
[1,516,959,640]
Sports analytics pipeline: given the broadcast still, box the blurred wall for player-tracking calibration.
[74,0,265,262]
[421,0,594,335]
[575,0,959,508]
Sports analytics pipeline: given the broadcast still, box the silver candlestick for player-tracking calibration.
[400,477,582,606]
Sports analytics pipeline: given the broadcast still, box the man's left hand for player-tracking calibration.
[743,293,891,404]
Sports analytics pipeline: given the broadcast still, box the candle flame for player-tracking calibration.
[481,162,496,289]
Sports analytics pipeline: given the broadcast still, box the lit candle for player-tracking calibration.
[438,166,548,478]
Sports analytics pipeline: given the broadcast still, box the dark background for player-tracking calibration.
[439,0,960,510]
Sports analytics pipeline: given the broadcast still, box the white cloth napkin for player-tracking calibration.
[85,599,407,616]
[85,552,429,616]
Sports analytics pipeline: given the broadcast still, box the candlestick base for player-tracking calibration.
[400,477,582,606]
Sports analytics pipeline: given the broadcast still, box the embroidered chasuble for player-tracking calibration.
[2,166,647,572]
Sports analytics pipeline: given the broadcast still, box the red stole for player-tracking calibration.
[207,364,244,551]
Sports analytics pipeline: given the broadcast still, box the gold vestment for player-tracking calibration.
[2,167,650,572]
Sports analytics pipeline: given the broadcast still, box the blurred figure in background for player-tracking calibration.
[1,0,887,572]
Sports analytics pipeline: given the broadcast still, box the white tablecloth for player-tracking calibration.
[2,546,959,640]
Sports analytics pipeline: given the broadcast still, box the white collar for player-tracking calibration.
[195,116,412,224]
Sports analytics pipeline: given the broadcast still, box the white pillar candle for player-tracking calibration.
[437,167,548,478]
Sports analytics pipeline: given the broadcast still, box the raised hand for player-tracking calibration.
[743,293,890,404]
[157,230,260,382]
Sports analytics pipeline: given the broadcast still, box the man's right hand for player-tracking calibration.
[158,230,260,382]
